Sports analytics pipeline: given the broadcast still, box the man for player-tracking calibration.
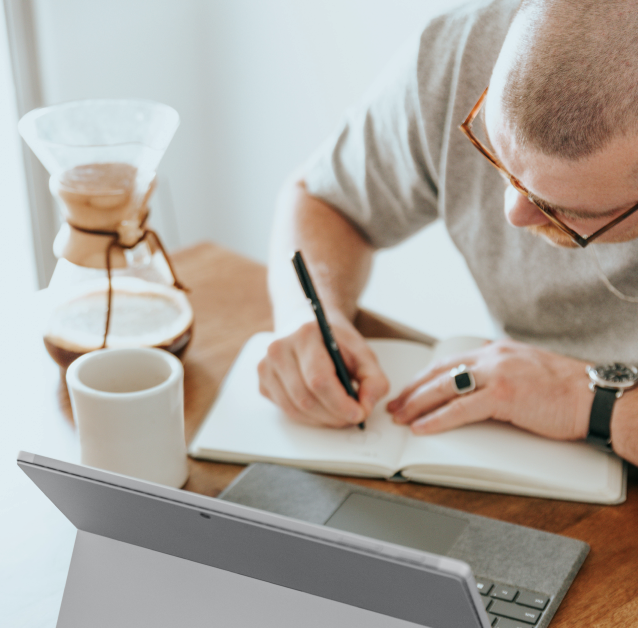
[258,0,638,467]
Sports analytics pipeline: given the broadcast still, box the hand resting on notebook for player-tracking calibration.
[388,339,638,464]
[388,339,591,440]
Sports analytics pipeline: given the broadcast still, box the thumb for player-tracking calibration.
[351,347,390,416]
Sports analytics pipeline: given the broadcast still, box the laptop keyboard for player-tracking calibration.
[475,578,550,627]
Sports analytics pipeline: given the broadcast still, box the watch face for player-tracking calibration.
[588,363,638,388]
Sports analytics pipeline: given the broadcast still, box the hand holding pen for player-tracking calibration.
[292,251,365,429]
[256,252,389,429]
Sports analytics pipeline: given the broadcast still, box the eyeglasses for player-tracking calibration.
[459,87,638,248]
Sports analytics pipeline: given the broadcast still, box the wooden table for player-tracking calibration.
[2,242,637,627]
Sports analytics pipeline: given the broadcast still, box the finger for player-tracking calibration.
[259,357,351,428]
[387,350,483,412]
[392,369,470,425]
[410,388,494,435]
[296,339,365,425]
[392,364,483,425]
[274,368,353,428]
[258,359,311,423]
[263,337,354,427]
[348,345,390,415]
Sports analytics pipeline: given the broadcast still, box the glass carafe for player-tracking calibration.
[19,100,193,369]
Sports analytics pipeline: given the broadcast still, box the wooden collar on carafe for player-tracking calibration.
[66,212,189,349]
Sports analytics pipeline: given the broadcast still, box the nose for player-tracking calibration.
[504,185,549,227]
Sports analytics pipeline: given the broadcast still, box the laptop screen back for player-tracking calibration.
[18,457,486,628]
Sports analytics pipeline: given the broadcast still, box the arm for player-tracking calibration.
[258,178,389,428]
[611,391,638,465]
[268,179,373,333]
[260,23,442,429]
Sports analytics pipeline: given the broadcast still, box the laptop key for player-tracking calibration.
[490,600,541,624]
[476,578,494,595]
[482,596,492,610]
[488,613,500,626]
[515,590,549,610]
[491,585,517,602]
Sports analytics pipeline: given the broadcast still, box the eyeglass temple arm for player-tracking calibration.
[459,88,506,172]
[583,202,638,246]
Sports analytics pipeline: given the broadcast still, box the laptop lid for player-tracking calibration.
[17,451,490,628]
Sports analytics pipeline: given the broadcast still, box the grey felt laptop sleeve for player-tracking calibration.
[219,463,589,628]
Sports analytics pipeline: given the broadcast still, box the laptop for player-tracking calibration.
[220,464,591,627]
[17,452,588,628]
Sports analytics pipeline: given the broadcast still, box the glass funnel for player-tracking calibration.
[19,100,193,368]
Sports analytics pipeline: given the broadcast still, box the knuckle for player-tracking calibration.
[283,405,305,423]
[339,400,358,420]
[428,359,446,374]
[450,395,471,416]
[490,373,515,402]
[293,392,315,412]
[491,339,517,356]
[402,398,425,421]
[266,339,285,362]
[377,377,390,397]
[361,344,380,364]
[435,375,451,395]
[307,371,330,394]
[258,382,271,399]
[298,321,318,341]
[422,415,443,431]
[257,357,268,377]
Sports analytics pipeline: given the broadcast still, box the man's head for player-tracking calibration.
[485,0,638,247]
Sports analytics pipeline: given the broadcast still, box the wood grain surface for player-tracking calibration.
[5,241,637,627]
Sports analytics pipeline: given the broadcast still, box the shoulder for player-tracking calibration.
[416,0,519,86]
[418,0,519,43]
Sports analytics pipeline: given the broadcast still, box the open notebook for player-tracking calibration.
[190,333,626,504]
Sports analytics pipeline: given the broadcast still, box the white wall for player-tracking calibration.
[30,0,495,338]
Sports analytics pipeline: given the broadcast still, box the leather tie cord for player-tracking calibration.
[66,216,189,348]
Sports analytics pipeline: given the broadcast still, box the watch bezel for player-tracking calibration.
[586,363,638,390]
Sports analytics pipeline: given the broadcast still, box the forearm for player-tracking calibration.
[611,388,638,465]
[268,179,374,332]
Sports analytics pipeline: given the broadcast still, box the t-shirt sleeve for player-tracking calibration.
[303,31,443,249]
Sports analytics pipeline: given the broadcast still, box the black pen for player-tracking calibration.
[292,251,364,430]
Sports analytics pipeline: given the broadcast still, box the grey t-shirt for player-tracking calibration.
[304,0,638,364]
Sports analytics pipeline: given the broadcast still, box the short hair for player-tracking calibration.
[501,0,638,160]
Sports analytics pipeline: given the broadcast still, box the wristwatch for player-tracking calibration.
[586,363,638,451]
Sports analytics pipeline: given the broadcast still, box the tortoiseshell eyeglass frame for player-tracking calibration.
[459,87,638,248]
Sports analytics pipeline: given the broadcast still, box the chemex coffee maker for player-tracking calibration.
[19,100,193,369]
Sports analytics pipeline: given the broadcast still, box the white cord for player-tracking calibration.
[588,246,638,303]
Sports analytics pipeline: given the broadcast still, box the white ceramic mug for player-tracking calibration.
[66,347,189,487]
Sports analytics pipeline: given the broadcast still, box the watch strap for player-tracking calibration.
[586,387,617,451]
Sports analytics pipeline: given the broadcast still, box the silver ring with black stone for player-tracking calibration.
[450,364,476,395]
